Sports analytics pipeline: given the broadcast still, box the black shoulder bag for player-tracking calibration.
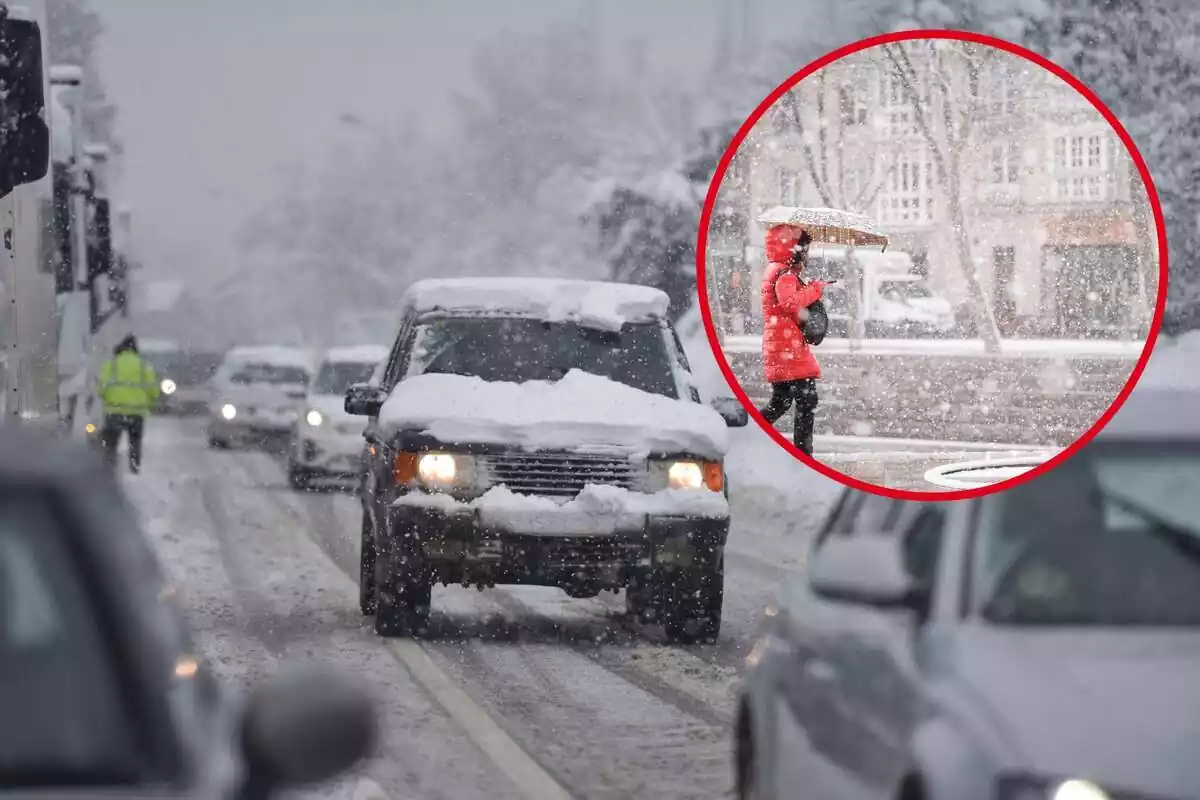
[775,272,828,347]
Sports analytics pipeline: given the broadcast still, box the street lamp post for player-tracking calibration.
[48,65,88,294]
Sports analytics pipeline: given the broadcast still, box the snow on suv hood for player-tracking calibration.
[378,370,730,459]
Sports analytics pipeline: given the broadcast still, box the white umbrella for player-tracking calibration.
[756,205,889,250]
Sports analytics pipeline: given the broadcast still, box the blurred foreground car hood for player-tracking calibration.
[948,627,1200,797]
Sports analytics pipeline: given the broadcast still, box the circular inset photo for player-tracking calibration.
[697,30,1166,500]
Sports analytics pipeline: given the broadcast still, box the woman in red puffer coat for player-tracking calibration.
[759,224,826,456]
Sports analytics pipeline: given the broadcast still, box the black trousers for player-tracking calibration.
[758,379,818,456]
[100,414,145,473]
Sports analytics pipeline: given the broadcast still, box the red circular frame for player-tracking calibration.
[696,28,1169,502]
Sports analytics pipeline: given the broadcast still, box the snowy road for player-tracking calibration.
[810,435,1056,491]
[125,417,831,800]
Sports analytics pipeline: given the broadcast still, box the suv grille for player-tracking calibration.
[485,451,642,497]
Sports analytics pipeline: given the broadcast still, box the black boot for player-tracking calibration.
[793,410,815,456]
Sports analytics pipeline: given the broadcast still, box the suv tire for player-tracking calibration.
[661,553,724,645]
[286,460,311,490]
[359,514,376,616]
[373,531,432,637]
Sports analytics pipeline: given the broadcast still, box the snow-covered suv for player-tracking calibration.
[345,277,748,643]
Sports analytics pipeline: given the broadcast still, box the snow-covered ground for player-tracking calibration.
[122,414,837,799]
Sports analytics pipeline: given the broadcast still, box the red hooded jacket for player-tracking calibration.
[761,224,825,383]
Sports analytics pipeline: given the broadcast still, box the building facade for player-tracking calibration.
[736,44,1155,338]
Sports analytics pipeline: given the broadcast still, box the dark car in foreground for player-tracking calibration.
[0,425,374,798]
[142,347,225,416]
[737,385,1200,800]
[346,277,748,643]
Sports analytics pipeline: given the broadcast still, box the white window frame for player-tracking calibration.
[877,153,933,225]
[989,142,1020,184]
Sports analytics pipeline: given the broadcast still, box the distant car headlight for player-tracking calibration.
[220,403,236,420]
[85,422,97,435]
[160,379,176,395]
[648,459,724,491]
[997,776,1112,800]
[305,409,323,427]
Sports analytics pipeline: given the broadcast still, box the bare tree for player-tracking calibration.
[776,76,899,215]
[882,40,1003,351]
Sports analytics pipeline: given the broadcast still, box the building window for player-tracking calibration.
[1072,176,1085,198]
[1054,137,1066,171]
[990,143,1020,184]
[988,64,1019,115]
[779,170,799,205]
[1069,136,1084,168]
[1087,135,1102,168]
[1086,176,1102,197]
[877,155,933,224]
[839,83,869,126]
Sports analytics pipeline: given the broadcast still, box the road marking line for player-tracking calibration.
[385,640,574,800]
[251,458,576,800]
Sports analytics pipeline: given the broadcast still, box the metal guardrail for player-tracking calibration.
[923,455,1048,490]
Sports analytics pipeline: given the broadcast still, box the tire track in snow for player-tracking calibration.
[139,420,527,800]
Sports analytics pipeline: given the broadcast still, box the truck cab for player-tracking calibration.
[808,246,956,338]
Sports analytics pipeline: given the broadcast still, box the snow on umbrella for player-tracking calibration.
[756,205,889,250]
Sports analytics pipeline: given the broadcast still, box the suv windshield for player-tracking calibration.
[973,444,1200,627]
[228,362,309,386]
[313,361,377,395]
[409,316,678,398]
[0,495,137,785]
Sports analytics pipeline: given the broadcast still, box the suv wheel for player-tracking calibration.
[359,513,376,616]
[661,554,724,645]
[286,460,310,490]
[373,534,432,637]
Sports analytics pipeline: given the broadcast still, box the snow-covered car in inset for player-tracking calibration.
[207,346,314,450]
[287,344,389,489]
[346,277,749,643]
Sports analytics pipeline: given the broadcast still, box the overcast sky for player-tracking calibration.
[90,0,815,291]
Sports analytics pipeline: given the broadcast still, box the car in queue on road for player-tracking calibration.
[735,384,1200,800]
[344,277,749,643]
[0,424,375,797]
[141,341,226,416]
[287,344,389,490]
[207,346,314,450]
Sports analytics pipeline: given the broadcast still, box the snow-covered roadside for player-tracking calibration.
[678,305,842,538]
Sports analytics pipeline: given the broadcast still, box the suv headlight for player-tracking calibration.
[648,459,723,492]
[998,776,1113,800]
[393,451,477,491]
[305,409,323,427]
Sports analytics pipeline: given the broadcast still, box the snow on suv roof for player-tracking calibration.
[401,277,671,333]
[322,344,390,364]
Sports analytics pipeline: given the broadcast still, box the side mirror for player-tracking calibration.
[709,396,749,428]
[808,534,924,612]
[0,16,50,198]
[345,382,387,416]
[239,665,376,798]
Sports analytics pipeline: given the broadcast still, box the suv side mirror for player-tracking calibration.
[0,15,51,198]
[808,533,925,612]
[709,396,749,428]
[239,665,376,799]
[345,382,387,416]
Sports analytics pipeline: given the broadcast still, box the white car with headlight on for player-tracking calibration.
[345,277,748,643]
[736,383,1200,800]
[286,345,389,489]
[207,346,314,450]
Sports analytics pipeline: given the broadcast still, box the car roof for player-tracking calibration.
[223,345,314,369]
[1096,385,1200,442]
[399,277,671,329]
[321,344,390,365]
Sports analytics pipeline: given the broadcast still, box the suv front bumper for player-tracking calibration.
[385,498,729,589]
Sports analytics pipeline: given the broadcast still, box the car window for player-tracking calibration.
[229,362,309,386]
[972,444,1200,626]
[900,506,944,591]
[312,361,378,395]
[0,495,139,786]
[381,318,414,390]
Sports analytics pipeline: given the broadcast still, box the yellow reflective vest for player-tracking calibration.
[97,350,160,417]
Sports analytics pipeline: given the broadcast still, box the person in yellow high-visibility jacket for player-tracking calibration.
[96,334,160,473]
